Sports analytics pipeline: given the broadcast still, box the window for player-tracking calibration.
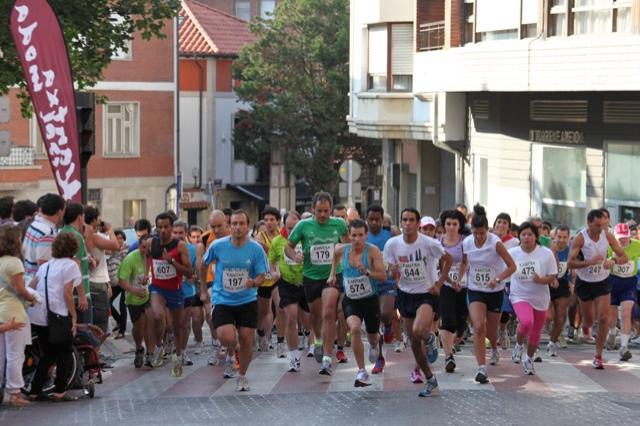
[553,0,634,36]
[235,0,251,21]
[521,0,538,37]
[29,118,47,158]
[534,145,587,230]
[260,0,276,19]
[123,199,146,227]
[606,141,640,203]
[103,102,140,157]
[549,0,567,36]
[367,23,413,92]
[463,0,475,44]
[418,22,445,51]
[110,14,132,60]
[573,0,612,35]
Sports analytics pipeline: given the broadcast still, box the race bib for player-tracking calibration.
[448,264,461,283]
[557,261,568,278]
[344,275,373,299]
[586,263,604,278]
[152,259,177,280]
[613,261,635,278]
[222,268,249,293]
[470,265,495,288]
[310,244,334,265]
[285,244,303,265]
[401,261,428,284]
[515,260,540,282]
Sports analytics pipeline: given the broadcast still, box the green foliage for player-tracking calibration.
[0,0,179,116]
[233,0,378,194]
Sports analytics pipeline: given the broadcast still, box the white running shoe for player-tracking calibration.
[354,369,371,387]
[276,342,286,358]
[393,340,405,353]
[523,356,535,375]
[558,334,568,348]
[368,344,380,364]
[236,375,250,391]
[208,344,221,366]
[287,355,301,372]
[193,341,205,355]
[307,343,315,358]
[547,341,558,357]
[223,358,236,379]
[489,348,500,366]
[512,343,523,364]
[181,353,194,366]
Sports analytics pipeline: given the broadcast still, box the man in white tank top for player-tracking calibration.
[567,208,628,369]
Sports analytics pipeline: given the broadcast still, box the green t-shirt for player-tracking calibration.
[287,216,348,280]
[268,235,303,286]
[117,250,150,306]
[538,235,551,248]
[61,224,90,296]
[608,239,640,277]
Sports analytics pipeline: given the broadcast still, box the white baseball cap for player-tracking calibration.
[420,216,436,228]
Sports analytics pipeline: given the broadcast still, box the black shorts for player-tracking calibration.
[342,296,380,334]
[396,290,438,319]
[127,301,150,323]
[438,285,468,334]
[575,277,611,302]
[257,284,276,299]
[212,301,258,329]
[303,274,342,304]
[278,280,309,312]
[184,295,204,307]
[550,279,571,301]
[467,289,504,313]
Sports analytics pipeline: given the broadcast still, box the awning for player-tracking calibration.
[226,184,268,202]
[182,200,210,210]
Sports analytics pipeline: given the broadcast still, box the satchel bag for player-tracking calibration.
[44,265,73,344]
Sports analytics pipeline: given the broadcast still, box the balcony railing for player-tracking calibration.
[0,146,36,167]
[418,21,445,51]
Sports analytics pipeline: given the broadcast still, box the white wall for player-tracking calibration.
[179,94,207,186]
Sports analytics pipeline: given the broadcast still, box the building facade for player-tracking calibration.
[349,0,640,226]
[0,19,177,227]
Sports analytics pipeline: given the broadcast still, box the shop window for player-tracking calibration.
[368,23,414,92]
[606,141,640,203]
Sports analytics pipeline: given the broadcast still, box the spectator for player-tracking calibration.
[13,199,38,240]
[0,196,15,226]
[60,203,90,324]
[108,229,129,339]
[23,193,65,281]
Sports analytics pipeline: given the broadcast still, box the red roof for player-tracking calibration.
[180,0,256,57]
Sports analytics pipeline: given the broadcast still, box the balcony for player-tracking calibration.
[0,146,36,168]
[418,21,445,52]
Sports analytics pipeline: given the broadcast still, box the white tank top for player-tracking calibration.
[575,228,610,282]
[89,233,110,283]
[463,233,507,293]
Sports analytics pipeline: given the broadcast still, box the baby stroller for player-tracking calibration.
[23,324,107,398]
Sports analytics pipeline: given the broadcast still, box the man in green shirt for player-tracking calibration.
[286,192,348,375]
[118,235,152,368]
[60,202,89,322]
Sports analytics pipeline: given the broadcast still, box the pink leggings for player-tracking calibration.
[512,301,546,348]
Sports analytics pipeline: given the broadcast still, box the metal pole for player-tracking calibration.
[347,159,353,208]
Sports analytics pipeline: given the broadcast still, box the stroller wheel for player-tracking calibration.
[87,382,95,399]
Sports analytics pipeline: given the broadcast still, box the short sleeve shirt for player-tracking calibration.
[0,256,28,323]
[383,234,445,294]
[117,250,150,306]
[268,235,303,286]
[508,245,558,311]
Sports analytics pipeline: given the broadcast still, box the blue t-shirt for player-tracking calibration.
[367,228,393,288]
[203,236,268,306]
[181,243,198,298]
[556,245,570,282]
[342,244,377,299]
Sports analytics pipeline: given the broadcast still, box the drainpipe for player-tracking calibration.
[194,56,204,189]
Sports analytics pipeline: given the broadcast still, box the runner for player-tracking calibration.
[384,208,452,397]
[268,210,311,372]
[464,204,516,384]
[117,235,153,368]
[493,213,520,351]
[148,212,193,376]
[567,208,628,369]
[328,219,387,387]
[254,206,286,357]
[607,223,640,361]
[286,192,348,375]
[508,222,558,375]
[438,209,468,373]
[200,209,268,391]
[547,225,572,357]
[332,205,351,360]
[366,205,402,377]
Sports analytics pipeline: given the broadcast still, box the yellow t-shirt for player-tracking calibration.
[0,255,28,323]
[258,230,278,287]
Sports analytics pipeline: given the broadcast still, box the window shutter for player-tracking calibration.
[391,24,413,75]
[521,0,539,25]
[475,0,519,32]
[368,25,387,75]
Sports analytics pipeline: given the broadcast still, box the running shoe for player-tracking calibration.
[418,376,439,397]
[319,357,332,376]
[475,367,489,384]
[444,355,456,373]
[629,335,640,347]
[345,331,352,347]
[453,342,461,353]
[182,353,194,366]
[619,346,632,362]
[313,343,324,363]
[193,341,205,355]
[383,325,393,344]
[606,332,617,351]
[558,334,568,348]
[547,341,558,358]
[410,368,424,384]
[134,348,144,369]
[151,346,164,368]
[336,349,348,363]
[287,354,301,372]
[144,353,153,368]
[394,340,406,353]
[500,329,510,350]
[208,344,221,366]
[523,357,535,375]
[512,343,523,364]
[308,343,315,358]
[297,334,305,351]
[236,375,250,392]
[171,354,183,377]
[223,357,237,378]
[489,348,500,366]
[276,342,286,359]
[354,369,371,387]
[592,355,604,370]
[163,334,175,357]
[368,344,380,364]
[425,333,438,364]
[258,335,269,352]
[582,334,596,345]
[534,350,542,363]
[371,356,385,374]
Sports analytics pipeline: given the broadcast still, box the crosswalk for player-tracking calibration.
[98,343,640,399]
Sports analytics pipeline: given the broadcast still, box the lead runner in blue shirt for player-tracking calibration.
[201,209,268,392]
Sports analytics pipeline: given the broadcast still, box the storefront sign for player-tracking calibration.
[529,129,584,145]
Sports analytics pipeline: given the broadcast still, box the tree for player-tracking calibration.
[0,0,179,116]
[233,0,379,194]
